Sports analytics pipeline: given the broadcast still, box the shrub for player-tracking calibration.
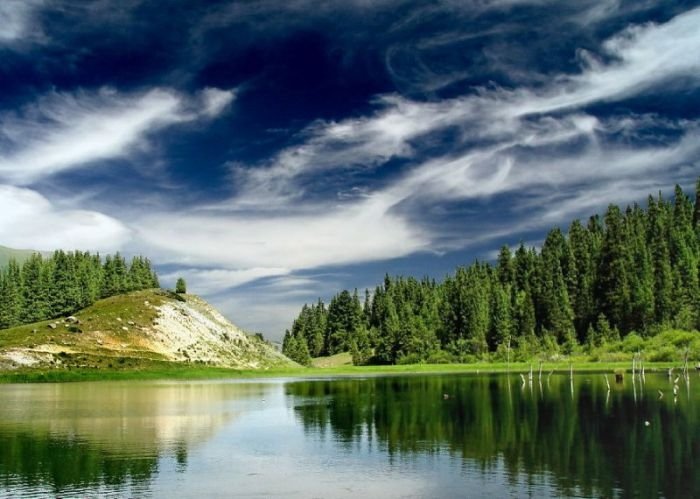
[426,350,455,364]
[397,353,423,365]
[621,333,645,353]
[648,345,678,362]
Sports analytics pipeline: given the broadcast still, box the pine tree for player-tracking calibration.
[693,177,700,233]
[647,195,674,324]
[283,181,700,364]
[20,254,49,324]
[50,251,81,317]
[496,246,514,286]
[282,330,311,366]
[374,293,401,364]
[568,220,596,339]
[539,230,576,344]
[0,261,23,328]
[489,283,513,351]
[669,185,699,327]
[596,205,632,332]
[626,205,654,332]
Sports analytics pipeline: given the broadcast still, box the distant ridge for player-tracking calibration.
[0,245,49,268]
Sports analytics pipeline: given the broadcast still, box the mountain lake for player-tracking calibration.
[0,372,698,498]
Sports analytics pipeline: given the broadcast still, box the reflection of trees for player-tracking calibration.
[0,381,272,493]
[0,432,158,492]
[287,375,700,498]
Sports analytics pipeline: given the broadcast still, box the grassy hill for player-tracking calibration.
[0,245,47,268]
[311,352,353,368]
[0,289,294,372]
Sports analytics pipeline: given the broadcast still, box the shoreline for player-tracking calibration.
[0,360,684,384]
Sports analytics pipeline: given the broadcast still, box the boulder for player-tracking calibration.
[47,323,57,330]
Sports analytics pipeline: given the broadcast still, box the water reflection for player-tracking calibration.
[0,374,698,498]
[0,380,273,496]
[286,373,700,498]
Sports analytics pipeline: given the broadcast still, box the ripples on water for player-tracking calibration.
[0,373,697,498]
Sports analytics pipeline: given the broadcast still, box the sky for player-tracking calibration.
[1,0,699,340]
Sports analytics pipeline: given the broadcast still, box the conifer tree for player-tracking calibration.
[0,260,23,328]
[489,283,513,351]
[694,177,700,232]
[496,246,514,286]
[50,251,81,317]
[21,254,49,324]
[647,195,674,323]
[596,205,632,332]
[285,180,700,365]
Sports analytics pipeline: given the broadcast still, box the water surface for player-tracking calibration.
[0,372,698,498]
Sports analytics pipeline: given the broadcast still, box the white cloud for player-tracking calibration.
[136,195,429,270]
[0,185,130,251]
[0,0,43,43]
[159,267,290,295]
[230,95,472,208]
[131,9,700,337]
[3,6,699,338]
[0,86,235,184]
[231,7,700,210]
[199,87,236,117]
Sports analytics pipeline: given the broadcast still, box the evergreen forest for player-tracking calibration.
[0,251,159,329]
[283,180,700,365]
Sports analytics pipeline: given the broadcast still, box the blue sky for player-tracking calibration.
[1,0,699,340]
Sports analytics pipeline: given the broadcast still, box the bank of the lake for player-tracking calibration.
[0,360,684,383]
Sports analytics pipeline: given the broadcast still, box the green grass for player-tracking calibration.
[311,352,353,368]
[0,289,165,347]
[0,360,683,384]
[0,289,172,370]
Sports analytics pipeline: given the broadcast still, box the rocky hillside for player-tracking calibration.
[0,289,294,370]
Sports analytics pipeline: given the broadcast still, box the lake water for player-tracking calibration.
[0,372,698,498]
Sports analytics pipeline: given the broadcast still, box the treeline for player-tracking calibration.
[0,251,159,329]
[283,180,700,365]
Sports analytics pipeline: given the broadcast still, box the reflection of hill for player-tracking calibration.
[286,375,700,499]
[0,381,273,493]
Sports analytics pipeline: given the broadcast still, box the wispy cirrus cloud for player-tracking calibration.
[159,267,290,296]
[136,194,429,271]
[0,86,234,184]
[1,1,699,340]
[139,5,700,307]
[232,6,700,216]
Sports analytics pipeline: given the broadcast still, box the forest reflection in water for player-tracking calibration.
[0,373,697,498]
[286,372,700,498]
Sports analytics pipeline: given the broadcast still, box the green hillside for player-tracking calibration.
[0,245,47,268]
[0,289,293,372]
